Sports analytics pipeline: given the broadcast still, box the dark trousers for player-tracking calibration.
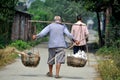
[73,45,86,54]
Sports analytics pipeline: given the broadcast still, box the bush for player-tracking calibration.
[10,40,31,50]
[96,46,119,55]
[112,54,120,68]
[98,60,120,80]
[96,46,120,80]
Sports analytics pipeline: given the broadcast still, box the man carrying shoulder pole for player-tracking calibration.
[32,16,79,78]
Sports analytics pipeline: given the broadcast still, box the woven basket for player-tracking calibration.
[67,56,87,67]
[21,52,40,67]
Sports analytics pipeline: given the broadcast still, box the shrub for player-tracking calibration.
[96,46,120,80]
[10,40,31,50]
[98,60,120,80]
[0,47,18,68]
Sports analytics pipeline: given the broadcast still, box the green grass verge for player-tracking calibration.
[96,46,120,80]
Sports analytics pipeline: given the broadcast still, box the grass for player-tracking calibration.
[0,47,18,68]
[96,46,120,80]
[98,60,120,80]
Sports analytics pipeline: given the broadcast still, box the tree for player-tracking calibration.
[28,0,54,32]
[0,0,18,48]
[45,0,94,23]
[68,0,120,47]
[29,0,95,31]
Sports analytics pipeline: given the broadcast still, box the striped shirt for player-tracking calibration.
[71,21,89,46]
[36,22,74,48]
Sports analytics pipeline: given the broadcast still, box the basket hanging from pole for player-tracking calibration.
[67,56,87,67]
[21,47,40,67]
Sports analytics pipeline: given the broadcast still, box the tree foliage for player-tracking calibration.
[28,0,54,32]
[69,0,120,47]
[45,0,94,23]
[0,0,18,48]
[29,0,95,33]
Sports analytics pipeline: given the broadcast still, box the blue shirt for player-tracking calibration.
[36,23,74,48]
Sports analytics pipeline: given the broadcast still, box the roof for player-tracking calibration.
[15,9,33,17]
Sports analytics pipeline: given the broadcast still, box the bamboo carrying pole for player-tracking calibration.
[28,20,73,25]
[86,44,90,66]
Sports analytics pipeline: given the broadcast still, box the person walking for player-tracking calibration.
[71,15,89,54]
[32,16,78,78]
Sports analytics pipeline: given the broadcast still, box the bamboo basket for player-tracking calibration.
[21,52,40,67]
[67,56,87,67]
[13,48,40,67]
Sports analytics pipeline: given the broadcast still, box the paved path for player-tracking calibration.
[0,30,101,80]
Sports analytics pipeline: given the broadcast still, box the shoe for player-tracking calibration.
[55,75,61,78]
[46,72,53,77]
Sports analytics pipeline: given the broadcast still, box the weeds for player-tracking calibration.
[96,46,120,80]
[98,60,120,80]
[0,47,18,68]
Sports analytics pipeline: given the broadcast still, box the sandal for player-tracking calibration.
[46,72,53,77]
[55,75,61,78]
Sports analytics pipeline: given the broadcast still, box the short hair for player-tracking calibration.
[77,15,82,21]
[54,16,61,23]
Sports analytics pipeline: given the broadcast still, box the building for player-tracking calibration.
[11,10,35,41]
